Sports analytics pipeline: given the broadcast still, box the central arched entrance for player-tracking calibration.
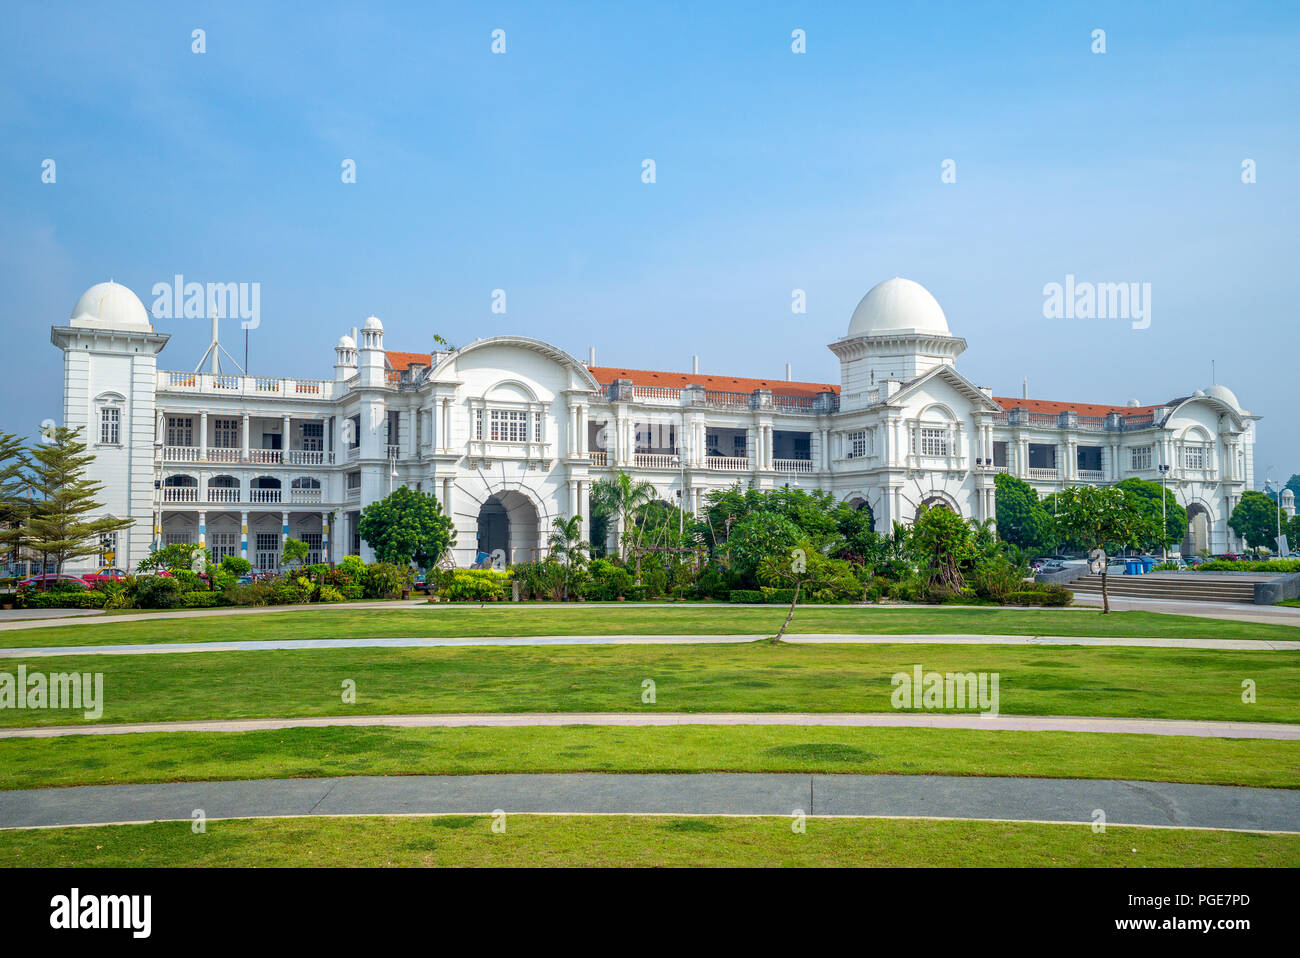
[475,491,541,566]
[1183,503,1211,556]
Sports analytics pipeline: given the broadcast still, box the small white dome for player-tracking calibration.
[847,277,950,338]
[1205,384,1240,409]
[1283,489,1295,503]
[362,315,383,332]
[336,334,355,349]
[70,281,150,329]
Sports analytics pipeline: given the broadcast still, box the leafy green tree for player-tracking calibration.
[358,486,456,568]
[138,542,209,572]
[757,539,853,641]
[0,433,30,569]
[1229,490,1287,551]
[22,427,132,584]
[994,473,1054,553]
[911,504,980,591]
[281,537,310,571]
[590,470,656,565]
[1114,477,1186,553]
[1054,485,1158,613]
[723,511,802,586]
[547,514,590,599]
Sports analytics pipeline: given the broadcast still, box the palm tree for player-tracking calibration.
[547,515,590,599]
[590,471,656,565]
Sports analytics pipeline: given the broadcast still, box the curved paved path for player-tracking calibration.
[2,773,1296,833]
[3,632,1297,658]
[6,711,1296,740]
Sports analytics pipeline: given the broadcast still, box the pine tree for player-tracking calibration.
[22,426,132,585]
[0,433,32,573]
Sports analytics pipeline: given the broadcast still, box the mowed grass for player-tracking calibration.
[3,725,1297,790]
[0,642,1294,727]
[1,815,1295,867]
[4,604,1300,649]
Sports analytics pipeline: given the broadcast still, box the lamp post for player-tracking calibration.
[1265,472,1282,557]
[1158,463,1170,561]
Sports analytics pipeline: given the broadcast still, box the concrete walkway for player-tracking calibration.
[5,711,1297,740]
[2,773,1296,833]
[1072,592,1300,624]
[2,632,1297,658]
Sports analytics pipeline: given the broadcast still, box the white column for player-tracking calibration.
[283,415,291,457]
[199,412,208,461]
[322,511,331,564]
[240,510,248,560]
[241,413,250,462]
[579,480,590,545]
[197,511,206,549]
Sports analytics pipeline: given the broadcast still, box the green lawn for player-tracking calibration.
[1,814,1294,867]
[1,642,1293,727]
[4,604,1299,648]
[3,725,1296,790]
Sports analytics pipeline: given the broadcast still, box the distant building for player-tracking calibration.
[52,277,1257,571]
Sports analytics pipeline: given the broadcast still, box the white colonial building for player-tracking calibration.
[51,277,1258,572]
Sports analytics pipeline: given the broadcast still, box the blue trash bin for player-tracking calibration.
[1139,556,1156,573]
[1125,559,1141,575]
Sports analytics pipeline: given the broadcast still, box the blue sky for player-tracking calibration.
[2,1,1296,482]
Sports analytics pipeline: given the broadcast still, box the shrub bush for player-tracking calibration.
[728,590,765,603]
[49,578,87,593]
[339,555,367,578]
[1006,585,1073,606]
[579,560,634,601]
[180,591,225,608]
[132,575,183,609]
[438,569,511,602]
[222,581,272,606]
[220,556,252,575]
[16,589,106,609]
[269,577,314,605]
[1196,559,1300,573]
[362,563,411,599]
[317,584,346,603]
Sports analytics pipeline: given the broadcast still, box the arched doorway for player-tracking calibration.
[475,491,540,566]
[1183,503,1211,556]
[915,494,956,521]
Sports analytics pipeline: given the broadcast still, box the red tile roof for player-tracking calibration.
[994,397,1160,418]
[587,365,840,397]
[386,351,433,371]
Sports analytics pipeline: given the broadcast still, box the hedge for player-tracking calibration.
[15,590,108,609]
[1006,586,1073,607]
[438,570,511,602]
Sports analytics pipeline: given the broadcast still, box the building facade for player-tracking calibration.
[52,277,1258,572]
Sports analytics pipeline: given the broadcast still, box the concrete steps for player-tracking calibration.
[1069,573,1256,604]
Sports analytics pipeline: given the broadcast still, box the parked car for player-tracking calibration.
[412,572,429,593]
[17,572,89,590]
[81,566,128,586]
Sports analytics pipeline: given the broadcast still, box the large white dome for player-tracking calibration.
[70,281,151,329]
[1204,384,1241,410]
[847,277,950,338]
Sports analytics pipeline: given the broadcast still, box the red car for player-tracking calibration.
[81,566,128,586]
[18,573,89,590]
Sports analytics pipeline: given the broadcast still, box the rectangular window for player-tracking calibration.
[848,430,867,459]
[347,415,361,448]
[165,532,194,546]
[346,470,362,490]
[920,428,948,457]
[475,410,484,440]
[166,416,193,447]
[209,533,238,562]
[213,417,240,448]
[1184,446,1205,469]
[533,412,542,443]
[99,532,117,564]
[1130,446,1152,471]
[489,409,529,442]
[255,533,280,552]
[100,407,120,445]
[301,422,323,452]
[992,440,1008,468]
